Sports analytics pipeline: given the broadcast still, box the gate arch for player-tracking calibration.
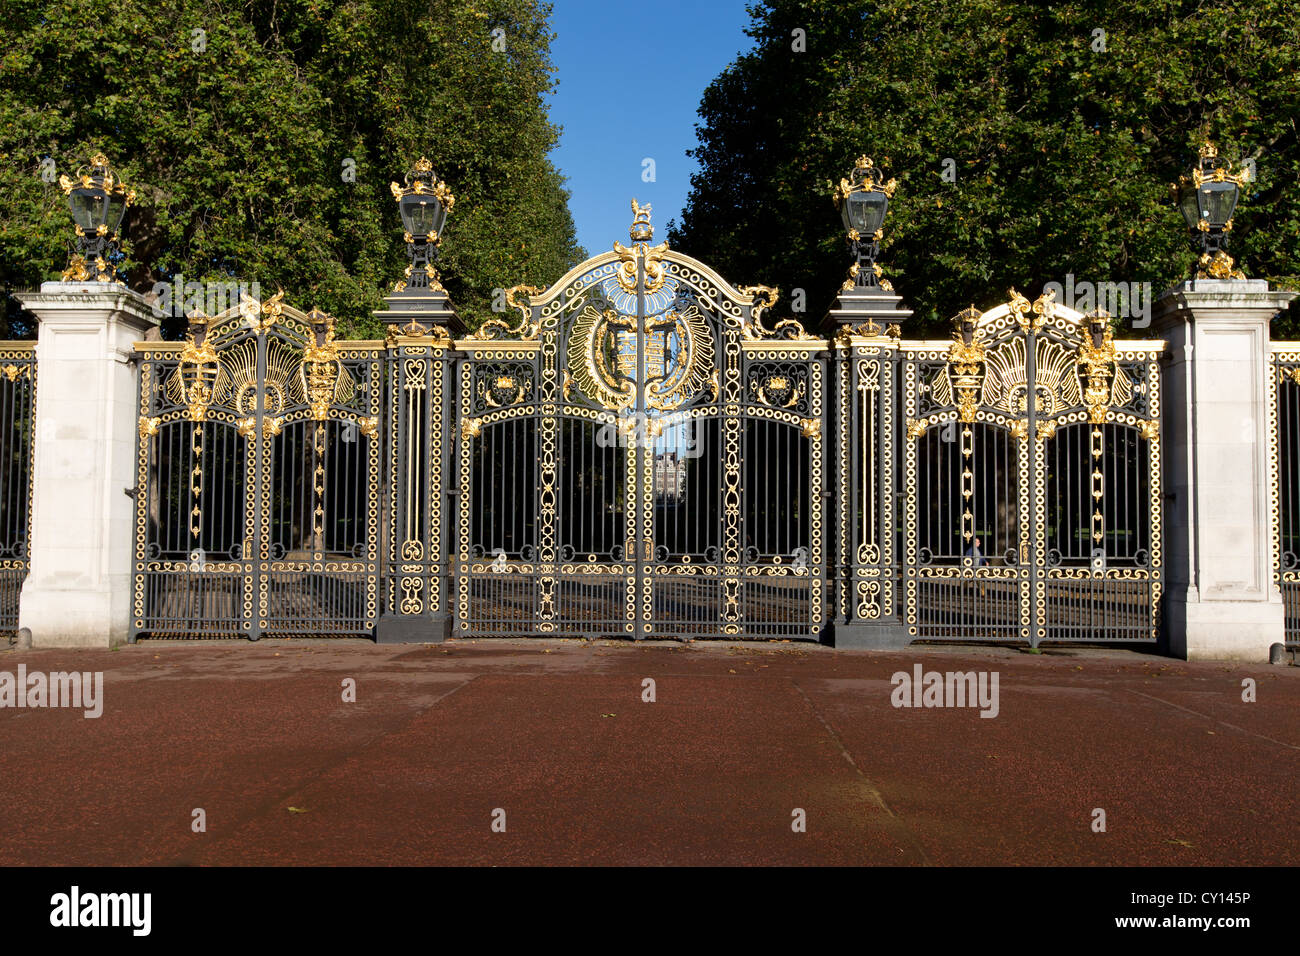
[454,209,828,639]
[901,290,1163,644]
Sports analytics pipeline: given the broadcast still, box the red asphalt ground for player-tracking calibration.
[0,638,1296,866]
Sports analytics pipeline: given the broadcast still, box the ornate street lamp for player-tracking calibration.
[834,156,897,291]
[1171,141,1250,280]
[58,152,135,282]
[389,157,455,292]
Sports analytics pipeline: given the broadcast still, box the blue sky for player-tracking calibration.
[546,0,755,256]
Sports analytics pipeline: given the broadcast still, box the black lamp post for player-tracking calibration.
[58,152,135,282]
[390,157,454,292]
[834,156,897,290]
[1172,141,1250,280]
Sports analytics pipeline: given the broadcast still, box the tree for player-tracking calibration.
[669,0,1300,336]
[0,0,583,339]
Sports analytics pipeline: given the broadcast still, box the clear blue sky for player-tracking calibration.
[546,0,755,256]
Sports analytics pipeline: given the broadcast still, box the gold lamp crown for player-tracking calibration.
[834,156,899,206]
[389,157,455,210]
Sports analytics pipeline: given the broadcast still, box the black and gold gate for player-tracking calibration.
[453,207,827,639]
[900,291,1163,644]
[1269,343,1300,647]
[0,342,35,630]
[132,296,383,639]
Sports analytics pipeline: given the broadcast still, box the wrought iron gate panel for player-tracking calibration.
[556,414,632,633]
[1270,344,1300,646]
[1041,421,1156,639]
[133,298,383,639]
[0,343,36,629]
[906,418,1026,639]
[385,337,456,634]
[648,411,721,632]
[734,347,824,637]
[455,224,828,640]
[829,331,900,634]
[460,411,545,634]
[900,292,1163,645]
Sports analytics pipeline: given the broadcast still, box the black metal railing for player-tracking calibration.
[0,343,36,631]
[896,300,1163,646]
[123,282,1178,649]
[132,304,383,640]
[1271,346,1300,647]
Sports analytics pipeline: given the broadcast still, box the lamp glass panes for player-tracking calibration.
[842,188,888,237]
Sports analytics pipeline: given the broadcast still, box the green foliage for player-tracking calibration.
[669,0,1300,337]
[0,0,583,339]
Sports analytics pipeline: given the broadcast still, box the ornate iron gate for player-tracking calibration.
[1269,343,1300,646]
[0,342,35,629]
[453,209,828,639]
[900,291,1163,644]
[132,297,383,639]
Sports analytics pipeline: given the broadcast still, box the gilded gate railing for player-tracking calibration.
[117,254,1190,648]
[124,284,1177,646]
[0,342,36,630]
[131,297,384,640]
[894,292,1164,645]
[1269,343,1300,646]
[383,329,456,639]
[829,324,900,633]
[127,240,831,642]
[444,233,829,640]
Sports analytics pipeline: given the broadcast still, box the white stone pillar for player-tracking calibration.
[15,281,158,647]
[1153,279,1298,661]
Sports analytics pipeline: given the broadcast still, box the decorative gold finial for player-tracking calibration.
[413,156,433,173]
[1199,141,1218,160]
[630,199,653,242]
[306,307,335,341]
[952,305,982,345]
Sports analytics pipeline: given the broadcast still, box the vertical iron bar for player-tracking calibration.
[634,246,647,641]
[1027,326,1039,647]
[250,328,266,639]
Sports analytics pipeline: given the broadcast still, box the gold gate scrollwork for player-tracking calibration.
[901,291,1164,645]
[133,297,383,640]
[455,200,828,640]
